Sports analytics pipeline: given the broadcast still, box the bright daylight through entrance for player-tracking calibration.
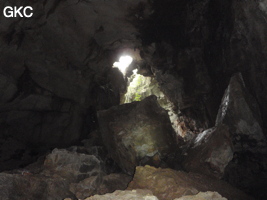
[113,55,133,75]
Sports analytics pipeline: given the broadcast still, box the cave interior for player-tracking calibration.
[0,0,267,199]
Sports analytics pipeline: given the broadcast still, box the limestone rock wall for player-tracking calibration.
[0,0,151,170]
[137,0,267,136]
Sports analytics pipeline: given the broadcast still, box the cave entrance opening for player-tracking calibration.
[112,55,133,75]
[111,50,187,141]
[117,60,181,139]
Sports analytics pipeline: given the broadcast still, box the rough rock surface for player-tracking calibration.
[123,73,164,104]
[0,94,87,171]
[0,137,36,172]
[68,190,227,200]
[128,165,253,200]
[216,73,267,198]
[0,173,74,200]
[183,125,233,179]
[70,173,132,199]
[85,189,158,200]
[123,72,181,139]
[182,73,267,197]
[0,0,150,171]
[0,147,132,200]
[42,148,103,182]
[174,191,227,200]
[216,73,266,153]
[0,0,267,199]
[136,0,267,144]
[98,95,176,174]
[0,74,17,104]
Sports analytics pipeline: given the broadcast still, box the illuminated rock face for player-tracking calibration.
[123,73,181,138]
[97,95,176,175]
[127,165,253,200]
[84,190,227,200]
[123,74,165,104]
[85,189,158,200]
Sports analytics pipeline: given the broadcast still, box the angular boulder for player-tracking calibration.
[127,165,253,200]
[216,73,266,153]
[183,125,234,179]
[215,73,267,197]
[97,95,176,174]
[183,73,267,188]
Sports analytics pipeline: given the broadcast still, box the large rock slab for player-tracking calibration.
[215,73,267,197]
[183,125,233,179]
[97,95,176,174]
[128,165,253,200]
[216,73,266,153]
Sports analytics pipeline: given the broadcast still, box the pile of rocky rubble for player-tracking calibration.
[0,152,252,200]
[0,73,265,200]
